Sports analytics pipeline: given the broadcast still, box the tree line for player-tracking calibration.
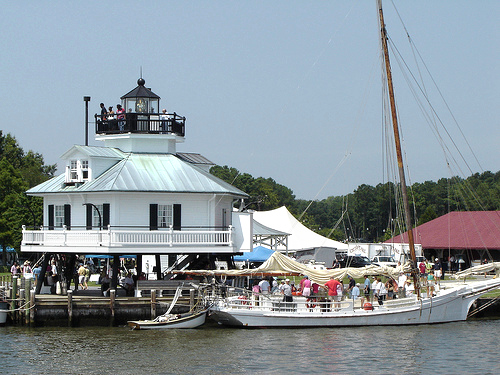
[210,165,500,243]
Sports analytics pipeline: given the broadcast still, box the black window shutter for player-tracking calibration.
[103,203,110,228]
[173,204,181,230]
[150,204,158,230]
[48,205,54,230]
[86,204,93,230]
[64,204,71,230]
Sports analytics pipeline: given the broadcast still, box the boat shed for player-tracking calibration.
[386,211,500,264]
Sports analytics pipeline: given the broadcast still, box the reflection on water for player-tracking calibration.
[1,320,499,374]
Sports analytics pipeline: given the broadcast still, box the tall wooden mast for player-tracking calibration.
[377,0,420,296]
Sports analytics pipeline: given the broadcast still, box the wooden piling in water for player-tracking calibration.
[151,289,157,319]
[29,289,35,326]
[19,289,25,325]
[11,276,18,323]
[67,290,73,326]
[109,289,116,326]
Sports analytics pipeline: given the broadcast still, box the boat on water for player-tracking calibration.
[128,283,208,329]
[203,0,500,328]
[205,251,500,327]
[128,309,207,330]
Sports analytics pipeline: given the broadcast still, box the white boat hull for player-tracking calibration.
[128,310,207,330]
[0,302,8,325]
[210,279,500,327]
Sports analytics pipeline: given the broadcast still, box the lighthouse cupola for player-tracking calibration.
[94,78,186,153]
[121,77,160,114]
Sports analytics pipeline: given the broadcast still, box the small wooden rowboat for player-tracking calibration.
[127,309,207,330]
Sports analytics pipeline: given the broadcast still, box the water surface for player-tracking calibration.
[1,320,498,374]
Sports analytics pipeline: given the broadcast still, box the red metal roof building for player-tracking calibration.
[386,211,500,263]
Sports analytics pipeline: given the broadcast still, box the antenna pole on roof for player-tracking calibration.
[83,96,91,146]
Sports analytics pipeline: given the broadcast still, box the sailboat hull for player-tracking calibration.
[128,310,207,330]
[209,279,500,327]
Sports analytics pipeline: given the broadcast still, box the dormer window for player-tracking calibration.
[81,160,89,180]
[66,159,90,184]
[70,160,78,180]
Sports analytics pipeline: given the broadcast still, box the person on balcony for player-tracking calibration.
[116,104,125,131]
[107,106,115,120]
[100,103,108,121]
[160,109,169,133]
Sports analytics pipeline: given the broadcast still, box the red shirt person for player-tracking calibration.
[324,276,341,298]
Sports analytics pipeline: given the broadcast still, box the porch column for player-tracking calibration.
[136,255,142,278]
[35,254,50,294]
[111,255,120,290]
[155,254,162,280]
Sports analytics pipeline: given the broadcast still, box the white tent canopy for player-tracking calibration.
[252,206,348,252]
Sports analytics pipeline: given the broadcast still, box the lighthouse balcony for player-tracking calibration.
[21,225,236,254]
[95,112,185,137]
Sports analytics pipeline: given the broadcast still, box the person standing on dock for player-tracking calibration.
[84,264,90,290]
[78,264,86,290]
[434,258,442,285]
[10,261,19,278]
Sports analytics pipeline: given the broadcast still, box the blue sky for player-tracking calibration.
[1,1,498,199]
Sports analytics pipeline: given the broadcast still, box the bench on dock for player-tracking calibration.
[135,280,200,297]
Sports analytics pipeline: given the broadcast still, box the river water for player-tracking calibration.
[1,319,498,374]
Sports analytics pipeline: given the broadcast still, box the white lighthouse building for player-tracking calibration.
[21,78,252,288]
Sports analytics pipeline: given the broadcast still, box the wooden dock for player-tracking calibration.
[1,276,204,327]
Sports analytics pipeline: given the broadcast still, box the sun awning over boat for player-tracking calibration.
[174,251,411,285]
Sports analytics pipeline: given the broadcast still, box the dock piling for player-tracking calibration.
[11,276,18,322]
[29,289,35,326]
[67,290,73,326]
[110,289,116,326]
[151,289,157,319]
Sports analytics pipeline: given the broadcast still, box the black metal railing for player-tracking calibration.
[95,112,185,137]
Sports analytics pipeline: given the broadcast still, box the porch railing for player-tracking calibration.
[95,112,185,136]
[21,225,233,248]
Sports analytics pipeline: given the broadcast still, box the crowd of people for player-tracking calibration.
[247,260,450,311]
[8,256,147,296]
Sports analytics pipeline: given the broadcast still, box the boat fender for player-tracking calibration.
[363,302,373,311]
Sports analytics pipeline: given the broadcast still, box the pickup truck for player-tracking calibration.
[371,256,398,268]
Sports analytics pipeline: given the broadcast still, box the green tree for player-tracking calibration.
[0,131,55,264]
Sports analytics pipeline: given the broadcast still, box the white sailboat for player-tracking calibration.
[207,0,500,327]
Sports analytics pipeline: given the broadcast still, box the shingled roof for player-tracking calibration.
[387,211,500,250]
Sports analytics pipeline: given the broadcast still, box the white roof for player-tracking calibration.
[252,206,348,251]
[27,151,248,197]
